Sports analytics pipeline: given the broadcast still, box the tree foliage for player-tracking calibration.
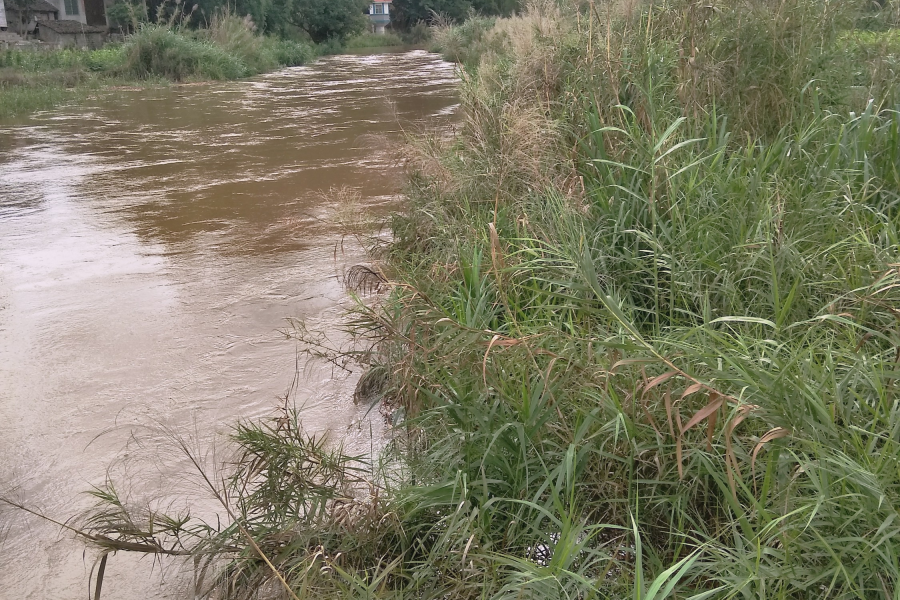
[391,0,520,28]
[290,0,367,42]
[140,0,366,41]
[141,0,511,40]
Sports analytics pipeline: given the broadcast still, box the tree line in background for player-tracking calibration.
[107,0,523,43]
[391,0,520,27]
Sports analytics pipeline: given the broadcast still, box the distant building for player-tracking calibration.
[38,17,105,47]
[4,0,58,34]
[368,0,391,35]
[2,0,107,34]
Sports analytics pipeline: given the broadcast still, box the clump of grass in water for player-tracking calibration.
[30,0,900,598]
[0,82,74,118]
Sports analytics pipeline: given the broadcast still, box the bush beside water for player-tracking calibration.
[20,0,900,598]
[345,32,406,49]
[428,13,496,63]
[0,14,314,119]
[0,10,430,119]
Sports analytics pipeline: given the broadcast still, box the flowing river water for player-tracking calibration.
[0,50,458,599]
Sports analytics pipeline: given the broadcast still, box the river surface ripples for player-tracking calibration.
[0,50,458,599]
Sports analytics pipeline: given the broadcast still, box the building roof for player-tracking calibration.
[41,19,106,33]
[8,0,60,13]
[29,0,59,12]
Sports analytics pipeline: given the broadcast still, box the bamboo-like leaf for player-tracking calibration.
[676,435,684,480]
[710,316,777,328]
[706,407,717,454]
[725,406,755,476]
[681,382,704,399]
[654,137,705,165]
[644,370,678,394]
[651,117,687,156]
[664,390,675,438]
[612,358,659,372]
[483,334,503,387]
[751,427,791,479]
[680,395,725,434]
[724,405,756,500]
[91,553,108,600]
[643,549,701,600]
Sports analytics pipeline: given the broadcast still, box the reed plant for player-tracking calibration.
[428,13,498,63]
[67,0,900,598]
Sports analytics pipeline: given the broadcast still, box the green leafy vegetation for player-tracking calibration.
[35,0,900,598]
[182,0,369,40]
[345,31,406,49]
[0,13,314,119]
[289,0,368,43]
[427,13,496,62]
[344,23,435,49]
[105,0,149,33]
[392,0,521,28]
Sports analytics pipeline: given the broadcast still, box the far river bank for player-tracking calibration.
[0,19,426,121]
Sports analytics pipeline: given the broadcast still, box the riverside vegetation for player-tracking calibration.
[8,0,900,598]
[0,2,433,120]
[0,0,518,119]
[0,12,315,118]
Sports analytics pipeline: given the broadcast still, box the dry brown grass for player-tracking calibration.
[413,1,584,210]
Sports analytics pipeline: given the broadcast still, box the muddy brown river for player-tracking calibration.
[0,50,458,599]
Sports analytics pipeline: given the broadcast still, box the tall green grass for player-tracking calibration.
[428,13,497,63]
[0,13,314,119]
[71,0,900,598]
[345,32,406,49]
[113,14,314,81]
[117,25,248,79]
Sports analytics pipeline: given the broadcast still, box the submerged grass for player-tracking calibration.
[53,0,900,598]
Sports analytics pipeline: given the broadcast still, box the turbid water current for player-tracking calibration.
[0,50,458,599]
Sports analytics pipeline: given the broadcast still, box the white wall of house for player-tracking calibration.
[369,1,390,34]
[0,0,8,29]
[48,0,86,23]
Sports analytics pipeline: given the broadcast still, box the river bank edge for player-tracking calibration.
[0,24,430,121]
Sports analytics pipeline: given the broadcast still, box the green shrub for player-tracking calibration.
[0,48,92,71]
[202,10,278,74]
[315,36,345,56]
[86,45,127,72]
[264,38,315,66]
[119,25,248,80]
[400,20,431,44]
[0,12,314,120]
[105,0,148,32]
[344,31,405,48]
[429,14,496,63]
